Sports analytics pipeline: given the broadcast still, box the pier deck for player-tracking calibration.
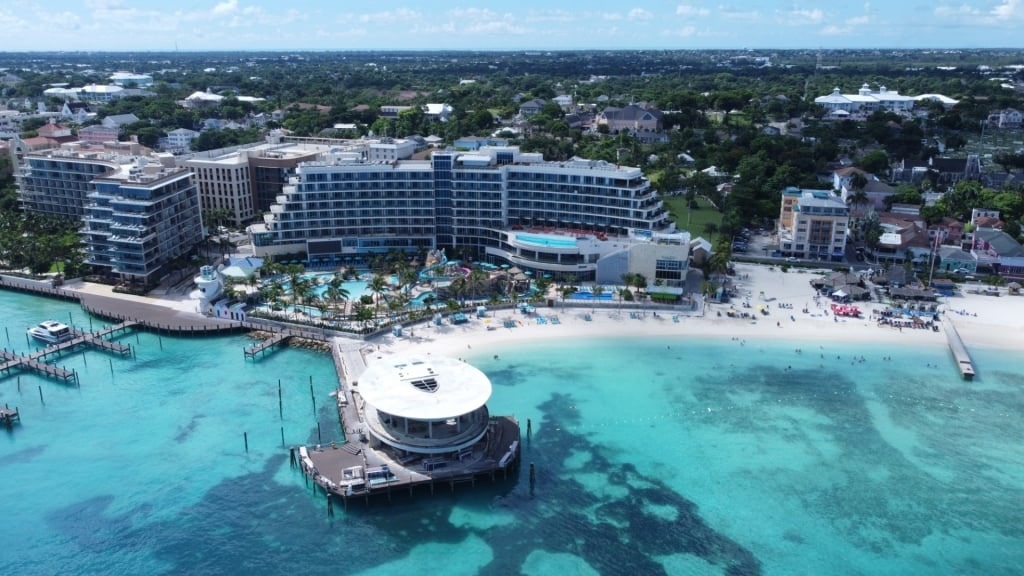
[300,340,521,503]
[944,321,975,380]
[243,333,292,359]
[0,406,19,426]
[0,348,77,383]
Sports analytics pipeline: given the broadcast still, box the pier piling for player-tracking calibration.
[38,385,44,405]
[527,418,532,443]
[244,432,249,453]
[280,426,285,447]
[278,379,283,420]
[317,422,322,444]
[310,380,316,413]
[108,358,113,375]
[529,463,536,495]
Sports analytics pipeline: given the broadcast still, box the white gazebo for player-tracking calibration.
[357,355,493,455]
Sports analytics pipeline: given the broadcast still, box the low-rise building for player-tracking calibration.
[78,124,120,144]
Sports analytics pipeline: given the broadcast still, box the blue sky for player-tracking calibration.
[2,1,1024,51]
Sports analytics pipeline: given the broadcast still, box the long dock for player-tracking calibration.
[0,321,137,383]
[943,321,976,381]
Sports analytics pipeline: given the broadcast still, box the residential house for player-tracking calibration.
[970,208,1001,227]
[101,113,140,131]
[870,212,933,264]
[553,94,573,109]
[380,105,413,118]
[971,228,1024,276]
[37,121,76,143]
[78,124,120,144]
[936,246,978,274]
[61,102,93,123]
[423,103,453,122]
[987,108,1023,129]
[595,104,663,134]
[79,84,124,102]
[518,99,546,117]
[833,166,895,211]
[163,128,200,153]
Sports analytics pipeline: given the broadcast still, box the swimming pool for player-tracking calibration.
[570,292,614,300]
[515,233,579,249]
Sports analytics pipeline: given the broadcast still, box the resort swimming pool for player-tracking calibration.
[515,233,579,249]
[277,273,373,300]
[570,292,614,300]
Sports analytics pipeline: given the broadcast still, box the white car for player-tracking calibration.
[786,257,799,263]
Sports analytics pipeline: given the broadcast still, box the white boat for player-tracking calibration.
[27,320,74,344]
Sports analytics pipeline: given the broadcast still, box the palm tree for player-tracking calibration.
[559,285,575,309]
[449,276,468,308]
[621,272,637,299]
[592,284,604,313]
[325,274,350,319]
[467,268,488,300]
[632,273,648,295]
[368,273,389,318]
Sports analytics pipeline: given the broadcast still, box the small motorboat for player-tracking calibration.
[27,320,74,344]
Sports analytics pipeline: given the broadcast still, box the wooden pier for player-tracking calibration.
[0,348,78,384]
[243,333,293,359]
[943,321,976,381]
[1,406,20,426]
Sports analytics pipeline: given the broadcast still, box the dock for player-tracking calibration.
[943,321,976,381]
[243,333,293,359]
[299,340,521,506]
[1,406,20,426]
[0,348,78,384]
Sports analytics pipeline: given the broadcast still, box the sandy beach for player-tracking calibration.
[377,262,1023,359]
[57,262,1023,358]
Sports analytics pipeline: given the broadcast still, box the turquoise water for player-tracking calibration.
[2,289,1023,575]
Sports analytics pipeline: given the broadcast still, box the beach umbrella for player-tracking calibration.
[500,264,510,269]
[508,266,523,274]
[524,271,533,276]
[542,273,552,278]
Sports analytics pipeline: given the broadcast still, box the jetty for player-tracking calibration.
[1,406,20,426]
[0,348,78,384]
[943,321,975,381]
[244,333,293,359]
[297,340,521,507]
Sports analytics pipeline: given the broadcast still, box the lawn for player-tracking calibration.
[663,196,723,241]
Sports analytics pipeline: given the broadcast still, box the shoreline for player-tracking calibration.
[6,263,1022,359]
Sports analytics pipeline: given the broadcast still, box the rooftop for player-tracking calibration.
[357,355,492,421]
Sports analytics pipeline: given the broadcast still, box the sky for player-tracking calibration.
[2,0,1024,51]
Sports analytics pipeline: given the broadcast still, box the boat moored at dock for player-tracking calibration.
[27,320,73,344]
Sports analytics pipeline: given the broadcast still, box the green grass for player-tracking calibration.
[663,196,723,241]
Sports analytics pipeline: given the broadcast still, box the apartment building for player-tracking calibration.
[778,187,850,261]
[16,143,203,284]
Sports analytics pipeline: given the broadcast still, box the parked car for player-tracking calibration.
[786,256,799,263]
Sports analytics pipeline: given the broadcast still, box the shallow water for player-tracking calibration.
[2,289,1022,575]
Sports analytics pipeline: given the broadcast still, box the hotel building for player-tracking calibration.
[16,143,203,284]
[248,146,687,284]
[778,187,850,261]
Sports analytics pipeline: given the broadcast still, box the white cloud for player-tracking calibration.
[934,3,983,18]
[357,9,422,24]
[211,0,238,17]
[676,4,710,17]
[779,8,825,25]
[600,12,623,20]
[464,20,528,35]
[627,8,653,21]
[524,9,576,23]
[717,6,760,20]
[991,0,1024,20]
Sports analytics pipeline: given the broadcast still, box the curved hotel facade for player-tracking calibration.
[248,146,688,283]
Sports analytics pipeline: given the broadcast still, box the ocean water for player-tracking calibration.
[2,289,1023,576]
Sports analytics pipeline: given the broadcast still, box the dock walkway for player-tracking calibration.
[943,320,976,380]
[0,348,78,383]
[0,406,19,426]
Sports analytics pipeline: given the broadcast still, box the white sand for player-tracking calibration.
[378,263,1023,358]
[59,262,1023,356]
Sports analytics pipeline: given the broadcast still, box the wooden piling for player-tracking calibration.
[38,385,44,405]
[244,432,249,453]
